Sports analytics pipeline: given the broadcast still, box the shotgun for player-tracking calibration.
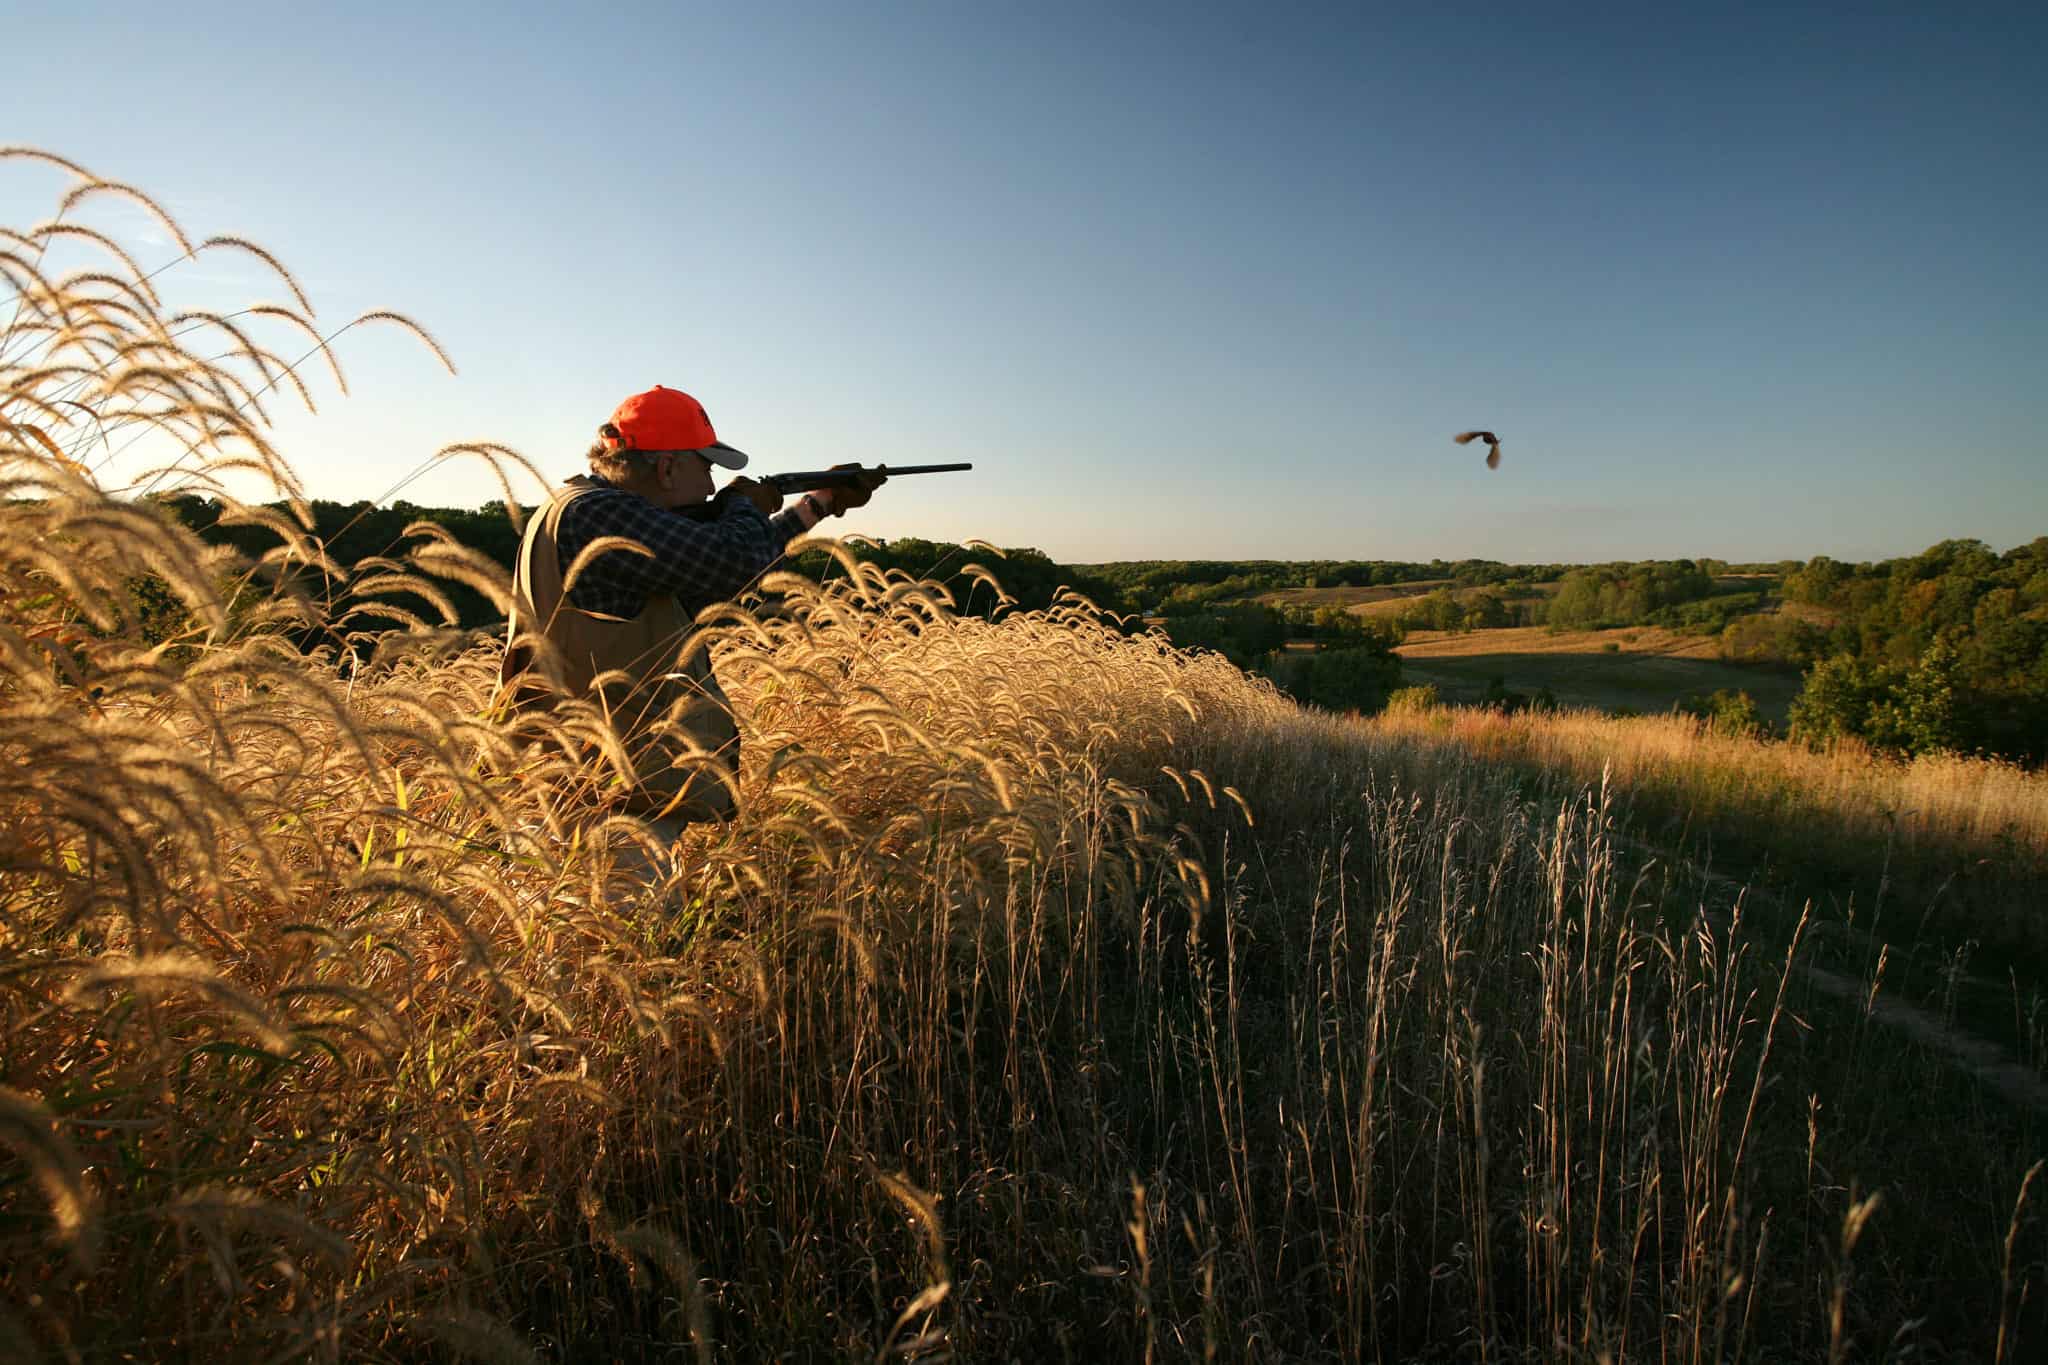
[758,462,972,494]
[688,462,971,521]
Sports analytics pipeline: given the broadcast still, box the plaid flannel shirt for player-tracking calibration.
[551,475,828,619]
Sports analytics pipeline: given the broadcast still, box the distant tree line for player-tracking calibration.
[151,494,522,640]
[1155,602,1404,714]
[1393,587,1528,633]
[1378,562,1751,637]
[1540,561,1717,630]
[142,494,2047,760]
[781,537,1129,622]
[150,495,1129,633]
[1076,557,1581,615]
[1768,538,2048,760]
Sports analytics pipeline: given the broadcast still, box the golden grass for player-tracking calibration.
[1367,701,2048,860]
[4,151,2044,1361]
[1255,579,1453,609]
[1261,580,1563,620]
[1400,622,1725,661]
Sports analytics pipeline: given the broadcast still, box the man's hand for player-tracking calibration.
[729,476,783,515]
[817,463,887,516]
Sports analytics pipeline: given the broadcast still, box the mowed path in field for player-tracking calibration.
[1396,624,1804,720]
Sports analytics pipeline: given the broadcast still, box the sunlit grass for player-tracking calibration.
[1366,702,2048,858]
[4,150,2044,1362]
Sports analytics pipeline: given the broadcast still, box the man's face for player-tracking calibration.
[649,452,716,509]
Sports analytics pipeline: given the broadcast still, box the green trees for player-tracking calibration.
[1782,554,1847,606]
[1788,639,1965,756]
[1676,688,1770,739]
[1159,573,1272,614]
[1072,558,1570,615]
[1300,646,1402,713]
[1542,561,1717,630]
[1401,589,1471,632]
[1298,605,1404,651]
[1775,538,2048,761]
[1720,613,1829,667]
[1392,588,1516,634]
[1163,602,1403,714]
[1161,603,1291,665]
[796,539,1127,621]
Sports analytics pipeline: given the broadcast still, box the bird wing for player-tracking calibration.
[1453,431,1481,444]
[1486,443,1501,470]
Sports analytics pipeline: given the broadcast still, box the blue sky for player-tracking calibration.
[8,1,2044,563]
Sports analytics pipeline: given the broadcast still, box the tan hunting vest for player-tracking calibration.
[497,479,739,821]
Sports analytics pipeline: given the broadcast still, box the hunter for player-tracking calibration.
[499,384,883,825]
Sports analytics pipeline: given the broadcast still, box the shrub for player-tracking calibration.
[1788,639,1964,756]
[1301,645,1402,713]
[1386,683,1442,714]
[1397,588,1471,633]
[1676,688,1770,739]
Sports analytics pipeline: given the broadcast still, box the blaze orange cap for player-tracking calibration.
[606,385,749,469]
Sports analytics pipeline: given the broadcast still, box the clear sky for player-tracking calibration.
[8,0,2044,564]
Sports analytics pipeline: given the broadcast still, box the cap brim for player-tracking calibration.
[695,441,748,471]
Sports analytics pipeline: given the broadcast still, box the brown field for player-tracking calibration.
[1255,579,1453,610]
[1396,623,1805,720]
[1260,580,1563,620]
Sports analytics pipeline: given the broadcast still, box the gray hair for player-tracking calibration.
[586,423,657,482]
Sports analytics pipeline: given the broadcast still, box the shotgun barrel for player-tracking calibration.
[761,462,972,494]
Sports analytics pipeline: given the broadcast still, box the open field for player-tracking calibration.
[1258,579,1562,618]
[7,165,2047,1361]
[1397,623,1805,720]
[11,521,2046,1358]
[1255,579,1454,609]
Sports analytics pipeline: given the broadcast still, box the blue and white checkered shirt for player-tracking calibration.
[552,475,827,620]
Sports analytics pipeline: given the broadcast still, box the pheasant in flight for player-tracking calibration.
[1453,430,1502,469]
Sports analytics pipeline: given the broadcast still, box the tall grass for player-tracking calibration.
[1370,702,2048,858]
[4,152,2042,1360]
[1364,700,2048,966]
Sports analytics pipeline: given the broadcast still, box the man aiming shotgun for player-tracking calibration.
[498,383,962,828]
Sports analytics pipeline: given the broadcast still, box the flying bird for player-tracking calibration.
[1454,430,1502,469]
